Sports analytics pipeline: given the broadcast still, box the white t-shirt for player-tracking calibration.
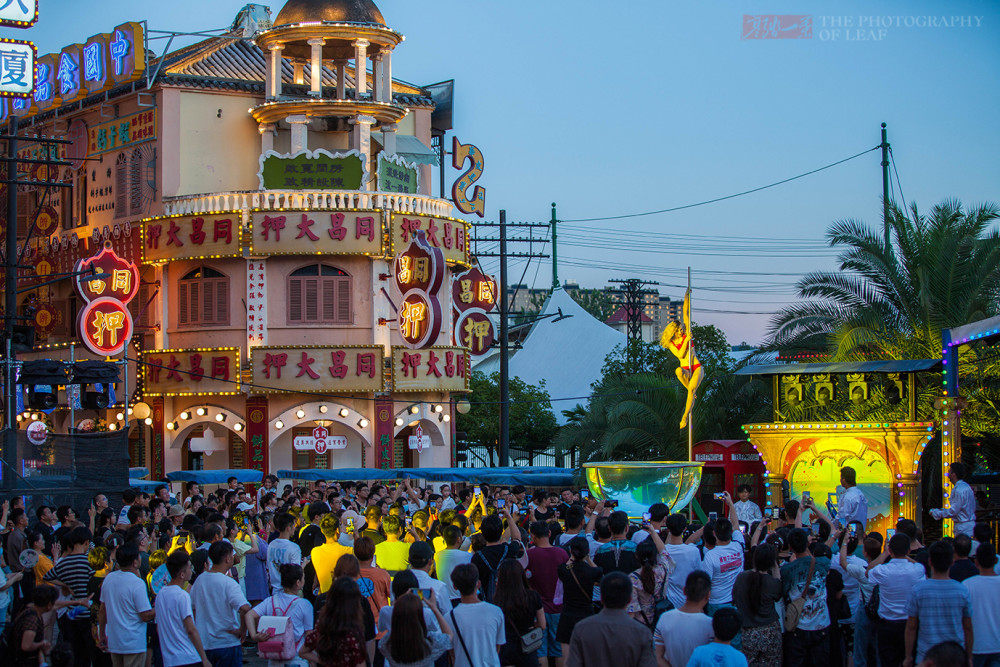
[435,549,474,599]
[556,531,600,558]
[963,575,1000,655]
[413,568,453,617]
[653,609,714,666]
[831,555,866,617]
[102,570,152,654]
[378,604,440,635]
[252,592,314,666]
[837,487,868,529]
[662,543,706,609]
[441,497,457,511]
[449,601,504,667]
[190,571,250,650]
[867,559,925,620]
[734,500,762,525]
[155,585,201,667]
[266,538,302,594]
[702,542,744,604]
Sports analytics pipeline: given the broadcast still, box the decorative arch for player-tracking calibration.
[268,400,373,450]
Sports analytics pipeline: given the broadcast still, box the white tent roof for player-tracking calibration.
[473,288,626,424]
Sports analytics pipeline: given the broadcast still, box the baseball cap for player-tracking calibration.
[236,502,254,512]
[168,505,185,517]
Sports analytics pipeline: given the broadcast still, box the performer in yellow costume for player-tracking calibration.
[660,289,702,428]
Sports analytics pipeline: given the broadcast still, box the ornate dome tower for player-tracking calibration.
[253,0,406,186]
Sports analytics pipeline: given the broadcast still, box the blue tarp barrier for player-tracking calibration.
[277,466,576,486]
[128,478,164,491]
[166,469,264,484]
[129,467,150,479]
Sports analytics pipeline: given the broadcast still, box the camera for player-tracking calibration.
[713,492,726,501]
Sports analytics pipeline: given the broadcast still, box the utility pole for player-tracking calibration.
[608,278,658,371]
[498,210,509,467]
[550,202,558,291]
[881,122,891,251]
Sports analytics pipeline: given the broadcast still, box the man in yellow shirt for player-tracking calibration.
[374,515,410,576]
[310,514,353,594]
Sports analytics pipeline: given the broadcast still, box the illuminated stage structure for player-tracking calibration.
[583,461,703,518]
[737,360,941,536]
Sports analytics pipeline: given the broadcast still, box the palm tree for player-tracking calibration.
[767,198,1000,432]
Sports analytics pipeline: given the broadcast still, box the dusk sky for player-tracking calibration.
[15,0,1000,345]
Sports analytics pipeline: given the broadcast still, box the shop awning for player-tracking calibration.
[734,359,941,376]
[129,478,164,491]
[129,467,150,479]
[277,467,576,487]
[278,468,404,482]
[166,469,263,484]
[371,133,440,166]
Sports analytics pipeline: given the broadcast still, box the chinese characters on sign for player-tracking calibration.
[377,153,419,194]
[0,39,35,98]
[246,260,268,348]
[452,267,497,357]
[250,210,383,256]
[142,348,241,397]
[394,230,444,349]
[408,424,431,452]
[250,346,385,394]
[142,212,241,264]
[258,149,366,191]
[0,0,38,28]
[74,246,139,357]
[293,426,348,453]
[391,346,469,393]
[390,214,470,266]
[88,109,156,157]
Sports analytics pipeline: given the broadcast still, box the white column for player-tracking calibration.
[353,39,369,98]
[308,39,325,97]
[351,114,375,188]
[259,123,276,154]
[381,48,392,103]
[336,60,347,100]
[372,52,383,102]
[269,44,284,99]
[288,115,309,153]
[381,122,397,157]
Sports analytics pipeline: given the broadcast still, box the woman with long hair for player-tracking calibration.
[300,576,367,667]
[93,508,116,547]
[732,543,783,666]
[626,535,674,628]
[332,554,377,660]
[556,536,603,657]
[379,590,452,667]
[493,559,545,667]
[247,563,313,667]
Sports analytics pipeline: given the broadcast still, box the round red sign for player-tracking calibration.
[78,297,134,357]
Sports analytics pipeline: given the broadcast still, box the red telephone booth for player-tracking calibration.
[692,440,766,518]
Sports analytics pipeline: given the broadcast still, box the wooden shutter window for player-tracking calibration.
[178,268,229,327]
[335,277,351,323]
[289,278,303,321]
[179,282,189,325]
[215,280,228,325]
[288,265,352,324]
[304,278,318,322]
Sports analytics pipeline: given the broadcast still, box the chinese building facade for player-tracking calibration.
[4,0,478,478]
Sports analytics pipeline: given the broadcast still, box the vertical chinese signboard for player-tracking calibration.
[74,246,139,357]
[393,230,444,349]
[452,267,497,357]
[246,396,269,483]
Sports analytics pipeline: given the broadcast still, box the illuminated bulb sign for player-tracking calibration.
[452,267,497,357]
[74,246,139,357]
[293,426,348,454]
[394,230,444,349]
[1,22,144,118]
[0,0,38,28]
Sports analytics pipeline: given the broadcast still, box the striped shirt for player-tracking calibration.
[44,553,95,618]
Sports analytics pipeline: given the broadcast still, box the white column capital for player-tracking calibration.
[307,38,326,46]
[352,39,371,48]
[258,122,277,136]
[269,43,284,53]
[350,114,377,126]
[286,114,310,126]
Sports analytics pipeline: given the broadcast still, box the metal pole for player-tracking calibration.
[498,210,509,467]
[687,267,693,520]
[881,122,890,250]
[69,343,75,429]
[438,132,447,200]
[550,202,558,290]
[3,116,18,493]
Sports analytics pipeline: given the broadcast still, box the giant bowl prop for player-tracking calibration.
[583,461,703,518]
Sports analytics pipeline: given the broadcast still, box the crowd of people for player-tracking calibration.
[0,461,997,667]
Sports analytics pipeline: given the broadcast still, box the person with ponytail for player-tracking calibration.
[732,543,783,666]
[626,530,675,628]
[493,559,544,667]
[300,576,368,667]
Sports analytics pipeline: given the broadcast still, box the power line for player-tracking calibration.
[559,146,881,223]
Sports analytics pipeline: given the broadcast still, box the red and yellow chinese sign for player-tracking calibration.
[452,267,497,357]
[394,230,444,349]
[391,346,469,393]
[250,346,385,394]
[390,214,470,267]
[142,348,241,397]
[250,209,383,256]
[142,212,242,263]
[74,246,138,357]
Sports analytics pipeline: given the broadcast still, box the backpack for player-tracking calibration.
[863,584,880,621]
[477,544,509,602]
[784,557,815,632]
[257,595,298,662]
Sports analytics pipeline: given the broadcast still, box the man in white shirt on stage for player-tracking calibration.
[836,466,868,530]
[733,485,762,526]
[930,462,977,537]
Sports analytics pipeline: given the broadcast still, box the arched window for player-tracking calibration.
[288,264,352,324]
[178,267,229,326]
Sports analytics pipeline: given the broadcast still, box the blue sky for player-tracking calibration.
[15,0,1000,344]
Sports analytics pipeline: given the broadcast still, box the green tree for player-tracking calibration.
[767,199,1000,433]
[456,371,558,465]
